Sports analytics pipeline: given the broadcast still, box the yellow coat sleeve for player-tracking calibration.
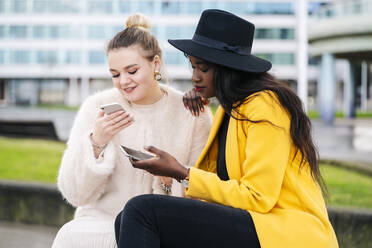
[186,92,291,213]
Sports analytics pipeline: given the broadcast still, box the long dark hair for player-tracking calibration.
[212,63,326,193]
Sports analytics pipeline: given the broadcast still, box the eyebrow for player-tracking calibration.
[109,64,138,72]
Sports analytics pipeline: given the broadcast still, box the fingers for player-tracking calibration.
[104,110,126,122]
[144,146,163,156]
[202,97,210,106]
[112,116,134,130]
[183,89,206,116]
[110,112,131,126]
[196,93,204,113]
[183,93,188,110]
[190,89,200,116]
[97,110,105,118]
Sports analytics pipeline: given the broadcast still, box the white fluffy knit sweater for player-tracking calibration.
[57,85,212,219]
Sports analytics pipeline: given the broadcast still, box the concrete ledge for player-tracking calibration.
[328,207,372,248]
[0,180,74,227]
[0,120,58,140]
[0,180,371,247]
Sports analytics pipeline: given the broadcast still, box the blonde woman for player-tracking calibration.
[52,14,212,248]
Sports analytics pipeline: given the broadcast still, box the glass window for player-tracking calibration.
[49,25,60,39]
[205,1,219,9]
[33,25,47,39]
[165,51,180,65]
[89,50,105,64]
[253,2,294,15]
[112,25,123,37]
[165,26,180,39]
[9,26,28,39]
[87,0,112,14]
[180,1,202,14]
[273,53,294,65]
[36,50,58,64]
[0,0,5,13]
[150,26,158,37]
[180,26,195,38]
[119,0,132,13]
[0,50,4,64]
[59,25,72,39]
[49,0,79,13]
[10,50,31,64]
[88,26,106,39]
[138,1,154,14]
[65,50,81,64]
[254,28,294,40]
[0,25,4,39]
[161,1,180,14]
[225,2,253,15]
[10,0,27,13]
[33,0,48,13]
[280,28,294,39]
[256,53,294,65]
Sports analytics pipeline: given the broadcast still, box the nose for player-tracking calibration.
[120,74,129,86]
[191,70,201,83]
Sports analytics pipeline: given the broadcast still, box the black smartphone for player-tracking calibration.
[120,145,154,161]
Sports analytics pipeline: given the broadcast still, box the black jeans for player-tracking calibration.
[115,194,261,248]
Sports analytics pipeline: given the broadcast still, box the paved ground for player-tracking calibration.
[0,221,58,248]
[312,119,372,164]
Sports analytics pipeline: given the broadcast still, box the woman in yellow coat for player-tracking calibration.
[114,9,339,248]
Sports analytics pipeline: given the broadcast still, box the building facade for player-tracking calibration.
[0,0,322,107]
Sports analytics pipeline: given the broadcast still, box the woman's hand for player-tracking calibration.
[91,110,134,147]
[130,146,189,182]
[183,88,210,117]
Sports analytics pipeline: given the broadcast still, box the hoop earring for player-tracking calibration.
[154,70,162,81]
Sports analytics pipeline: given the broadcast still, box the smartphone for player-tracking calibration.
[120,145,155,161]
[100,103,125,115]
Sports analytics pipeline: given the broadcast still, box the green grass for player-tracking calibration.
[0,136,65,184]
[0,136,372,209]
[308,110,372,119]
[37,103,79,111]
[321,165,372,209]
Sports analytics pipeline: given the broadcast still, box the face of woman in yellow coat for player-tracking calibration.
[189,56,215,99]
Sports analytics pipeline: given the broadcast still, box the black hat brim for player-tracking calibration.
[168,39,272,73]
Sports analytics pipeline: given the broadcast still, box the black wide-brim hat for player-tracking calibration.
[168,9,272,73]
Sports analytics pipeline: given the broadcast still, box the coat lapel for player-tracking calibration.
[195,106,225,168]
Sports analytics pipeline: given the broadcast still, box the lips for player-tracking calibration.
[195,86,206,92]
[123,86,137,94]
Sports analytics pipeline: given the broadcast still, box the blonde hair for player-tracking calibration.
[107,13,161,61]
[125,13,151,32]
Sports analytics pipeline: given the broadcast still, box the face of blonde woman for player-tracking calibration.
[108,45,161,105]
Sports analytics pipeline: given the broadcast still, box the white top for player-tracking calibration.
[57,84,212,219]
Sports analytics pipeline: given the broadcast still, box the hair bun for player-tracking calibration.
[125,13,152,32]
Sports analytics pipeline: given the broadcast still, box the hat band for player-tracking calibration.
[192,34,251,56]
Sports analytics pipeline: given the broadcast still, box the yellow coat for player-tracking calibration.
[186,91,338,248]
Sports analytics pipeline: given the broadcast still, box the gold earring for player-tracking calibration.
[154,70,162,81]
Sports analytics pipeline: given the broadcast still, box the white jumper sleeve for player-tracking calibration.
[170,108,213,197]
[186,108,213,168]
[57,95,118,207]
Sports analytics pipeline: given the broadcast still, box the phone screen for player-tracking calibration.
[120,146,154,161]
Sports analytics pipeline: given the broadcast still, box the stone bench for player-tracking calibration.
[0,120,58,140]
